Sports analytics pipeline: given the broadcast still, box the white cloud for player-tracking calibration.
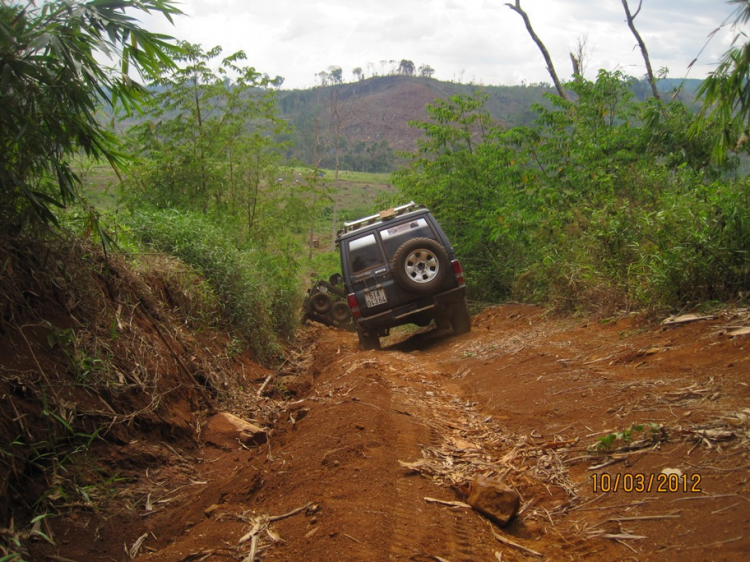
[140,0,740,89]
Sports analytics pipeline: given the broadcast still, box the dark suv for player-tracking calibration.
[336,202,471,350]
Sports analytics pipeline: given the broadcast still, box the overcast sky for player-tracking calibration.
[144,0,741,90]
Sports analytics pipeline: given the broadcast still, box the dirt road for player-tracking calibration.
[33,304,750,561]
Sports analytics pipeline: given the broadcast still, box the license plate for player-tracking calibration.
[364,288,387,308]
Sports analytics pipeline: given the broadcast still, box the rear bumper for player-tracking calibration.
[355,286,466,333]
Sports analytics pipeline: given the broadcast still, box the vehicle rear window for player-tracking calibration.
[379,218,435,259]
[348,234,384,273]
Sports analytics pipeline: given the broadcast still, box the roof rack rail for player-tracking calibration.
[340,201,420,235]
[343,202,419,231]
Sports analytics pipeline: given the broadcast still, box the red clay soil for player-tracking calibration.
[27,304,750,561]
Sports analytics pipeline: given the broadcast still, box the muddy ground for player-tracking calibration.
[28,304,750,561]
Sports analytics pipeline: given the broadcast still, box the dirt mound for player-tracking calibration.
[0,235,271,559]
[17,298,749,561]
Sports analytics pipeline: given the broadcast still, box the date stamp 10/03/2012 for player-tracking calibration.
[591,472,703,494]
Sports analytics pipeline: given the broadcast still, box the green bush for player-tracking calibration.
[394,73,750,313]
[125,209,300,365]
[637,179,750,306]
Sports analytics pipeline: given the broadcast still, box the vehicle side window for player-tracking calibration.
[379,218,435,259]
[348,233,384,273]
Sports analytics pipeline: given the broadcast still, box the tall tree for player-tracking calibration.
[398,59,415,76]
[0,0,181,233]
[506,0,567,100]
[419,64,435,78]
[621,0,661,100]
[125,42,294,241]
[569,33,590,77]
[328,66,343,84]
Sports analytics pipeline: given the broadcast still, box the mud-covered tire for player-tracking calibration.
[331,301,351,323]
[451,298,472,335]
[391,237,449,295]
[311,292,332,314]
[357,329,381,350]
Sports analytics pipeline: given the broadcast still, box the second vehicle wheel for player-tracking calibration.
[330,301,351,323]
[311,292,332,313]
[391,237,449,294]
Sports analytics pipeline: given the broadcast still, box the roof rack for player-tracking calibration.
[339,201,420,235]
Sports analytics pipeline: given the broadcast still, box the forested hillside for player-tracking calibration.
[114,74,702,174]
[276,76,556,170]
[110,74,558,173]
[279,76,702,171]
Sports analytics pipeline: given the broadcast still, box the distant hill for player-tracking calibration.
[105,74,703,173]
[657,77,704,96]
[276,74,702,171]
[277,75,558,170]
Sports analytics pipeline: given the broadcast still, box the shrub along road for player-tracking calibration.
[30,304,750,561]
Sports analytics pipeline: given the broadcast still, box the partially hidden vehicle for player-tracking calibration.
[301,275,354,330]
[336,201,471,350]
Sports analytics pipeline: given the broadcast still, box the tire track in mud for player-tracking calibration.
[301,328,567,560]
[272,308,750,562]
[388,387,435,561]
[373,353,495,561]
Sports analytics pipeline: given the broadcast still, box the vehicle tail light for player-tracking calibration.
[451,260,465,287]
[347,293,362,318]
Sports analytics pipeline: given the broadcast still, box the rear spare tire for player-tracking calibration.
[391,237,449,294]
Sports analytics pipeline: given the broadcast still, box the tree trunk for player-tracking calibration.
[621,0,661,101]
[192,75,208,212]
[506,0,567,100]
[309,191,317,260]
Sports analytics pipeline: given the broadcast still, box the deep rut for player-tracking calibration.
[366,353,499,561]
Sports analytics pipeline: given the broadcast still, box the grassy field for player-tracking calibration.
[76,160,398,234]
[76,162,396,220]
[78,161,121,210]
[328,171,398,222]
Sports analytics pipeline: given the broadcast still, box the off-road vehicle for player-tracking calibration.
[336,202,471,350]
[301,275,353,330]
